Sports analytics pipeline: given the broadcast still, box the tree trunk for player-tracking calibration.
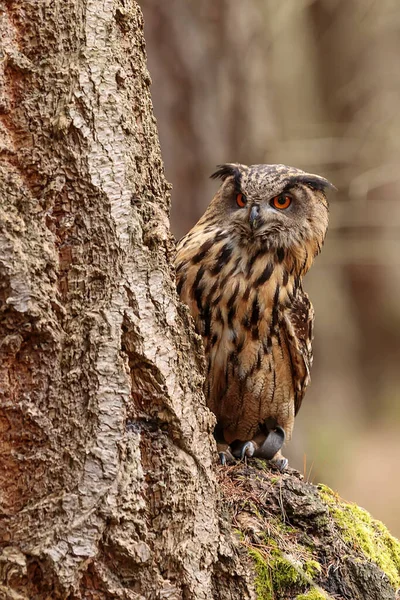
[0,1,252,598]
[1,2,400,600]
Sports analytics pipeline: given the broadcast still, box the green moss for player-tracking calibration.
[249,548,305,599]
[295,589,332,600]
[261,536,278,550]
[318,484,400,587]
[270,553,301,590]
[302,559,322,579]
[279,522,296,534]
[249,546,323,599]
[234,528,244,541]
[318,484,341,507]
[248,548,273,600]
[254,458,271,471]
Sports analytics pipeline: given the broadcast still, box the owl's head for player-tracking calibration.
[205,163,334,258]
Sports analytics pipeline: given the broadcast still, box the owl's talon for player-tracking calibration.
[269,456,289,472]
[218,447,235,465]
[231,441,256,460]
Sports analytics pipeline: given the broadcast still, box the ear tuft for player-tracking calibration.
[210,163,241,182]
[294,175,337,193]
[210,164,244,192]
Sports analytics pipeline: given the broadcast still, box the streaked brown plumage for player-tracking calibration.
[175,163,333,469]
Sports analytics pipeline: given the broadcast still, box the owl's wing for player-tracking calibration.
[282,290,314,415]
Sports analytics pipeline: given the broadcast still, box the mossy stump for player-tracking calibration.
[218,461,400,600]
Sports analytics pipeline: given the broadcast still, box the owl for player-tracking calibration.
[175,163,333,470]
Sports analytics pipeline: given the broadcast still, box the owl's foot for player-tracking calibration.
[231,440,256,460]
[230,426,286,462]
[217,443,235,465]
[256,426,286,459]
[229,425,286,468]
[269,450,289,472]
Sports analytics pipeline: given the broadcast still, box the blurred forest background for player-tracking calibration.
[141,0,400,536]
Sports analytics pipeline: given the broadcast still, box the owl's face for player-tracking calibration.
[203,163,333,256]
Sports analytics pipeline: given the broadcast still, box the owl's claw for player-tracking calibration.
[231,441,256,460]
[217,425,287,467]
[269,454,289,472]
[218,445,235,465]
[229,425,286,465]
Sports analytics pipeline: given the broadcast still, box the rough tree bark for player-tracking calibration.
[0,1,253,598]
[1,2,400,600]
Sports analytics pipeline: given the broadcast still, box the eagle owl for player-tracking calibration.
[175,163,333,470]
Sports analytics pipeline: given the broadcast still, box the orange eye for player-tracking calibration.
[272,194,292,210]
[236,193,247,208]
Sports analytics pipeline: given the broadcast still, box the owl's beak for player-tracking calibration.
[249,205,260,229]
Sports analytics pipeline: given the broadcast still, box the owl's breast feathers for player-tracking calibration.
[175,226,315,443]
